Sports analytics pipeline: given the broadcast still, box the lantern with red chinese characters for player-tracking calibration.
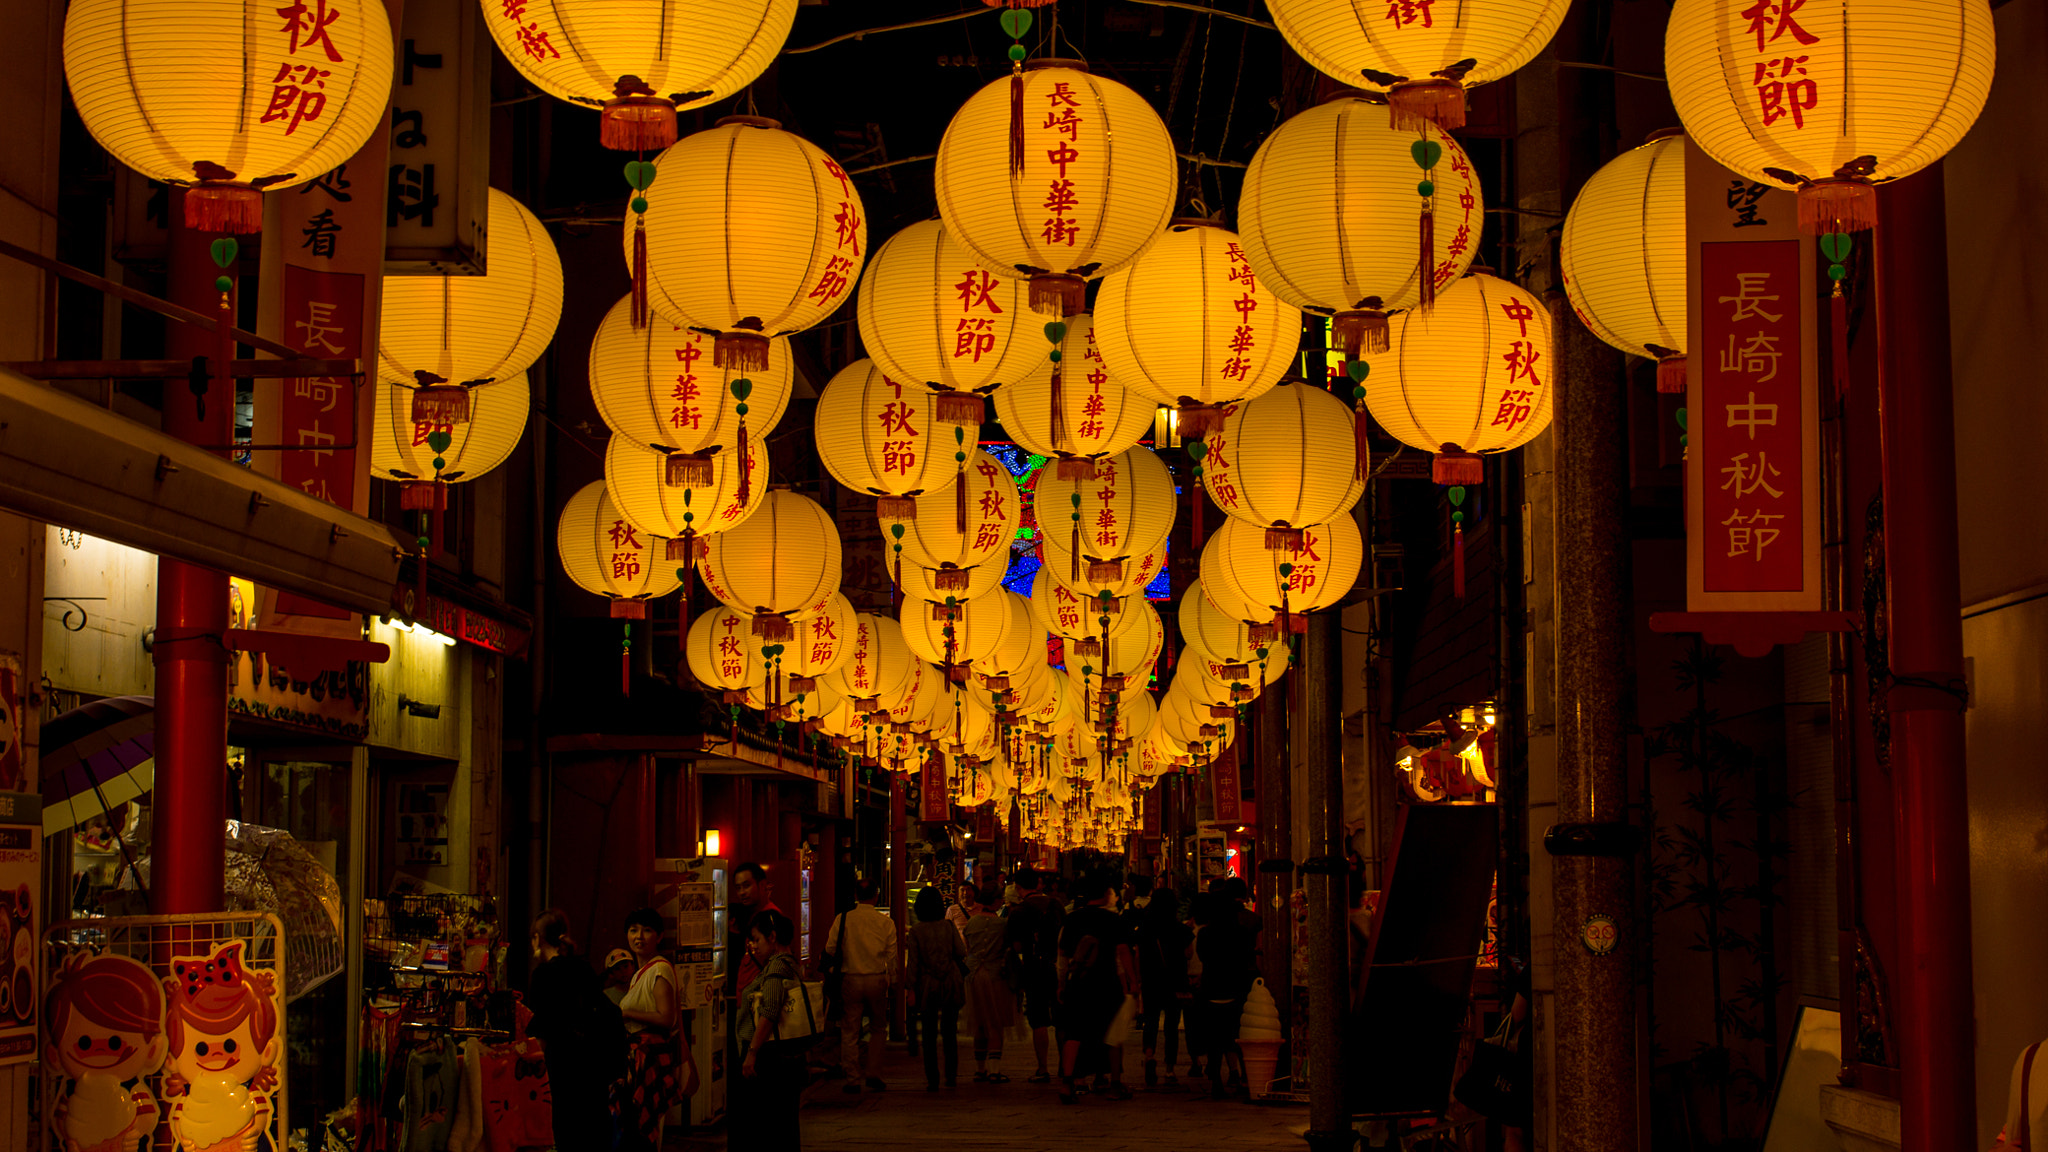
[1028,445,1177,588]
[857,219,1052,427]
[62,0,395,233]
[1239,94,1484,355]
[1364,270,1553,484]
[381,189,563,424]
[935,61,1175,315]
[685,605,769,702]
[371,373,529,553]
[826,613,918,715]
[1075,600,1163,696]
[635,118,866,370]
[1560,131,1691,393]
[1093,222,1297,437]
[559,480,681,693]
[696,490,843,640]
[1665,0,1994,234]
[815,359,956,523]
[878,450,1020,592]
[1200,512,1364,635]
[1176,577,1267,679]
[972,590,1043,694]
[901,591,1010,681]
[1264,0,1567,131]
[482,0,793,151]
[589,295,793,490]
[778,593,858,693]
[992,313,1155,479]
[1202,382,1365,550]
[1029,566,1149,650]
[898,557,1009,604]
[1036,534,1165,605]
[605,436,767,563]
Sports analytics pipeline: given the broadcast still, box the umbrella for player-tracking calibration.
[39,696,155,836]
[134,822,346,1001]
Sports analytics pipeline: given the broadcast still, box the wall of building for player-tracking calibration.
[41,529,156,701]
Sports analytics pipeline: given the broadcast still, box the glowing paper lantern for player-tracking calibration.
[879,452,1021,591]
[934,61,1175,311]
[696,490,843,639]
[992,312,1154,476]
[1029,567,1147,646]
[828,614,918,711]
[1560,132,1690,392]
[1177,577,1266,674]
[1365,272,1553,484]
[557,480,682,611]
[880,658,944,732]
[901,592,1010,674]
[685,606,769,700]
[604,436,766,565]
[1028,445,1176,585]
[588,295,793,482]
[856,218,1053,424]
[62,0,395,232]
[976,591,1043,687]
[1075,601,1163,691]
[1203,382,1365,548]
[1239,95,1484,353]
[637,119,866,369]
[381,189,563,420]
[1664,0,1995,232]
[1093,221,1296,434]
[782,593,859,691]
[371,373,529,498]
[1265,0,1568,130]
[898,556,1008,604]
[1200,513,1363,629]
[481,0,793,150]
[1036,532,1165,603]
[815,359,956,519]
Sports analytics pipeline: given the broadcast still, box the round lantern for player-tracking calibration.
[605,436,766,566]
[1265,0,1567,130]
[856,218,1053,425]
[1665,0,1995,233]
[933,61,1176,312]
[879,451,1021,591]
[992,312,1154,476]
[1030,566,1146,646]
[589,294,794,479]
[829,614,917,711]
[636,118,867,369]
[557,480,682,608]
[371,373,529,501]
[779,593,858,692]
[1177,577,1267,674]
[380,189,562,426]
[743,675,842,726]
[1028,445,1176,585]
[1365,271,1554,484]
[898,555,1008,604]
[1185,647,1287,709]
[975,591,1042,688]
[1560,131,1689,392]
[62,0,395,232]
[696,490,842,639]
[1073,601,1163,692]
[1239,94,1484,353]
[901,592,1010,675]
[815,359,956,520]
[481,0,794,150]
[1093,221,1297,434]
[880,658,944,733]
[1036,531,1165,602]
[685,606,768,700]
[1203,382,1365,548]
[1201,512,1363,628]
[1158,685,1234,761]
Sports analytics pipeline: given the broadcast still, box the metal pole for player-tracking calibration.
[1301,610,1352,1152]
[151,192,231,915]
[1256,673,1292,994]
[1872,166,1974,1152]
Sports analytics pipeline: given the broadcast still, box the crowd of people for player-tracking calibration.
[519,862,1271,1152]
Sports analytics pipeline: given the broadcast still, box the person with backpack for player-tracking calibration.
[525,909,621,1152]
[737,909,808,1151]
[903,886,966,1090]
[613,907,696,1152]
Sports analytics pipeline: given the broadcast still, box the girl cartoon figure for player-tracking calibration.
[161,942,281,1152]
[46,952,168,1152]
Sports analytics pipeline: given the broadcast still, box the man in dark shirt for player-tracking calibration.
[1057,875,1138,1102]
[1004,869,1065,1082]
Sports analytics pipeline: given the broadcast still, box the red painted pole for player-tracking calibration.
[152,192,232,915]
[1872,165,1975,1151]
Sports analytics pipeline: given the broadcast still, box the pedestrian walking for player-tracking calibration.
[525,910,623,1152]
[903,886,965,1090]
[1004,869,1065,1083]
[735,909,807,1151]
[825,878,897,1094]
[1057,875,1138,1104]
[963,884,1016,1082]
[1134,891,1191,1088]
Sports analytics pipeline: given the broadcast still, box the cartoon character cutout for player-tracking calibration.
[46,952,168,1152]
[161,942,281,1152]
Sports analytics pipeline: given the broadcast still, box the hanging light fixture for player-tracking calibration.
[1202,381,1366,549]
[1199,513,1364,635]
[696,490,844,640]
[1560,131,1691,392]
[814,359,957,524]
[877,451,1020,592]
[991,312,1156,479]
[1027,445,1176,588]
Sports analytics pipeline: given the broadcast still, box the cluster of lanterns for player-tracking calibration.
[59,0,1997,850]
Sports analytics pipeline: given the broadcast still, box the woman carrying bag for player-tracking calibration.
[737,909,810,1151]
[903,887,966,1090]
[613,907,696,1152]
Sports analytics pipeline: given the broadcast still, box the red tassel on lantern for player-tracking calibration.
[411,385,471,425]
[1331,307,1390,357]
[1432,450,1484,485]
[1190,477,1205,549]
[877,495,917,520]
[184,181,263,234]
[666,452,713,488]
[1010,67,1027,177]
[600,88,677,151]
[956,465,969,535]
[1797,178,1878,236]
[1418,205,1437,310]
[1354,401,1371,481]
[714,331,770,371]
[1387,78,1467,132]
[632,216,650,330]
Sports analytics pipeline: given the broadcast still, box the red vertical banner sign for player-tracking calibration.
[973,804,995,843]
[1211,741,1243,826]
[1685,139,1821,611]
[1141,788,1161,836]
[919,755,950,824]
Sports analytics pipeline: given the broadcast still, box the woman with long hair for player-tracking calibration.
[735,908,806,1150]
[527,910,614,1152]
[612,907,696,1152]
[903,885,965,1090]
[962,884,1017,1083]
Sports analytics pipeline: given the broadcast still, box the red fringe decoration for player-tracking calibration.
[609,598,647,619]
[1029,275,1087,314]
[184,184,263,234]
[1387,80,1467,131]
[949,664,970,684]
[931,602,959,622]
[1831,290,1851,399]
[1331,309,1390,357]
[714,332,770,371]
[632,217,649,330]
[1087,559,1124,583]
[1101,674,1127,692]
[622,624,632,698]
[664,534,696,563]
[1074,638,1102,658]
[935,390,985,425]
[892,554,903,612]
[1264,525,1303,551]
[1055,456,1095,480]
[722,690,747,704]
[1289,611,1308,634]
[1176,404,1225,438]
[752,613,794,640]
[666,452,713,488]
[1070,525,1082,583]
[399,480,447,511]
[1798,180,1878,235]
[411,386,470,425]
[1433,451,1484,485]
[1220,663,1249,680]
[1354,401,1371,481]
[984,675,1010,692]
[1656,355,1688,395]
[934,567,971,591]
[1010,68,1027,178]
[789,676,818,694]
[956,465,969,535]
[1453,522,1466,599]
[877,495,917,520]
[601,97,678,151]
[1419,205,1437,310]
